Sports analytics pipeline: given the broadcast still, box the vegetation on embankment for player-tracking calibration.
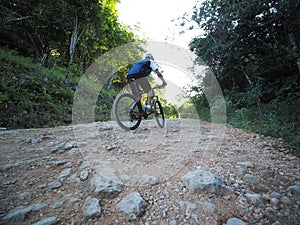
[0,0,136,129]
[0,48,75,128]
[182,0,300,150]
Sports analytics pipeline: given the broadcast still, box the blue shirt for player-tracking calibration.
[128,58,158,78]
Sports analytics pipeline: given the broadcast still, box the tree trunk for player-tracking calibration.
[288,33,300,73]
[240,63,253,86]
[66,14,83,78]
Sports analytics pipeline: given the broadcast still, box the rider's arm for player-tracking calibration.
[155,69,167,86]
[150,59,167,86]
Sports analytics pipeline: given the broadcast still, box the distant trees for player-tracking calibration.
[0,0,135,76]
[181,0,300,148]
[185,0,300,100]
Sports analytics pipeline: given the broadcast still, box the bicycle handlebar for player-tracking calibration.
[153,84,167,89]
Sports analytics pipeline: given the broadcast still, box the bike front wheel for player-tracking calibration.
[154,100,165,128]
[113,93,143,130]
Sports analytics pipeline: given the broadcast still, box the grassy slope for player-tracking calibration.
[0,48,75,129]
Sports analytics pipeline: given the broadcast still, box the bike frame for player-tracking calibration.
[130,95,161,119]
[113,84,165,130]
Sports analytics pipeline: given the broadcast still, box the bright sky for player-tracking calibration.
[117,0,203,106]
[116,0,202,49]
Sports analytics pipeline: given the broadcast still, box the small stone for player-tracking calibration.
[235,167,246,177]
[31,216,60,225]
[245,193,265,208]
[170,220,177,225]
[82,196,101,219]
[52,160,67,165]
[47,181,62,189]
[51,201,63,209]
[80,171,89,181]
[18,192,30,200]
[270,198,280,208]
[70,173,80,182]
[59,168,72,178]
[175,157,188,165]
[180,201,197,219]
[287,185,300,199]
[239,162,254,168]
[116,192,147,220]
[63,141,76,150]
[141,175,159,185]
[226,217,248,225]
[270,191,281,199]
[256,142,266,148]
[250,183,270,193]
[281,196,292,204]
[135,162,146,167]
[106,144,117,151]
[242,174,260,184]
[31,138,42,144]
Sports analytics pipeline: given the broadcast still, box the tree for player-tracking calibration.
[180,0,300,149]
[185,0,300,98]
[0,0,135,77]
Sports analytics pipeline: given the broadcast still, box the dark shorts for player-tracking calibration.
[127,75,152,98]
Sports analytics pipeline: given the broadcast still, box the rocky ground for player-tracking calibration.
[0,119,299,225]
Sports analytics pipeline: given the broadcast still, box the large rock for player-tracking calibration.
[116,192,148,220]
[181,170,229,196]
[90,174,124,198]
[3,203,44,223]
[82,196,101,220]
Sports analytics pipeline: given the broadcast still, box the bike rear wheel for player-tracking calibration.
[154,100,165,128]
[113,93,143,130]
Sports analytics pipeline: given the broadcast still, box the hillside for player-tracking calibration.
[0,48,75,129]
[0,119,299,224]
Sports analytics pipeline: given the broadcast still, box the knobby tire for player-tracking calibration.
[113,93,142,130]
[154,100,165,128]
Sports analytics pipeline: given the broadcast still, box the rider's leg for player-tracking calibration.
[138,77,153,109]
[146,88,154,106]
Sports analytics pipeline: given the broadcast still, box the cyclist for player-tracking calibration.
[127,53,167,111]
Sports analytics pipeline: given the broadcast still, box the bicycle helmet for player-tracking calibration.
[145,53,154,60]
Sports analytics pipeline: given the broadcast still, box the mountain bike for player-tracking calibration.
[113,85,165,130]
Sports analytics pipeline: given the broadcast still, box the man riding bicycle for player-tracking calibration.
[127,53,167,111]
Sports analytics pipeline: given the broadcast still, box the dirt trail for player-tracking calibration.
[0,119,299,225]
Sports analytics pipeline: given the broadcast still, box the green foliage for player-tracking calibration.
[95,87,118,121]
[225,91,300,149]
[158,98,179,119]
[0,0,135,70]
[182,85,211,121]
[178,101,208,120]
[187,0,300,92]
[0,48,75,128]
[182,0,300,150]
[0,1,139,129]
